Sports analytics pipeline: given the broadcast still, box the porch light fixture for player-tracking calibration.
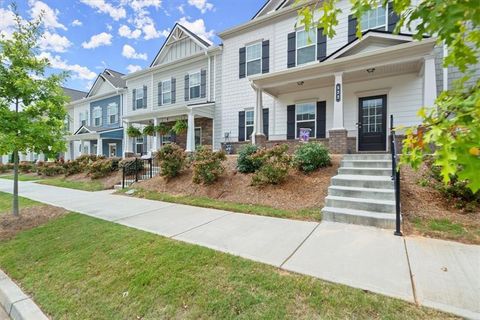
[297,81,305,86]
[366,68,375,74]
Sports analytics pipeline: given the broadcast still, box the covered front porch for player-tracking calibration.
[123,102,215,157]
[249,33,437,153]
[66,126,124,160]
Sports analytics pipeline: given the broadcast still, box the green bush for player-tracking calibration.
[87,158,120,179]
[251,144,292,186]
[0,163,11,173]
[18,161,34,173]
[37,163,65,176]
[63,160,82,176]
[237,144,263,173]
[293,142,331,173]
[119,158,144,175]
[192,147,226,185]
[156,143,186,179]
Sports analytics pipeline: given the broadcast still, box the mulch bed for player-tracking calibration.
[66,171,122,189]
[0,205,67,241]
[136,155,340,211]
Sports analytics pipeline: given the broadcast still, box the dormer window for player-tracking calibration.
[93,107,102,127]
[246,42,262,76]
[296,28,317,65]
[107,103,118,124]
[189,72,201,99]
[361,6,386,31]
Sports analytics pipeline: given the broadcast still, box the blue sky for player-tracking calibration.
[0,0,264,91]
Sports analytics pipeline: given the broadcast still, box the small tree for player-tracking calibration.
[0,5,68,216]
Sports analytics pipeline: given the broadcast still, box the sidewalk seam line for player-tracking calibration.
[279,222,320,268]
[112,204,177,222]
[170,213,233,239]
[403,237,418,305]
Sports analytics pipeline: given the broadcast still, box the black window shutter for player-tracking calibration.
[143,135,147,153]
[238,111,245,142]
[200,69,207,98]
[239,47,246,78]
[287,32,296,68]
[262,40,270,74]
[287,105,295,139]
[316,101,326,138]
[348,15,358,43]
[158,82,162,106]
[388,2,399,32]
[132,89,136,110]
[262,108,269,139]
[143,85,147,108]
[184,74,189,101]
[317,28,327,61]
[171,77,176,103]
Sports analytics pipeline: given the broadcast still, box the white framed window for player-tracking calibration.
[136,88,144,109]
[136,137,144,154]
[296,28,317,65]
[79,112,87,126]
[361,6,387,31]
[189,72,201,99]
[245,109,254,140]
[295,102,316,138]
[93,107,102,127]
[246,42,262,76]
[108,143,117,157]
[195,127,202,147]
[161,133,173,145]
[107,103,118,124]
[162,79,172,104]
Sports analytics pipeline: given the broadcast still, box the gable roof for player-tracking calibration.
[62,87,87,102]
[86,69,126,98]
[252,0,292,19]
[149,23,211,67]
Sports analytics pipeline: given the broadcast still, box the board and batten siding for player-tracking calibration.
[155,37,205,66]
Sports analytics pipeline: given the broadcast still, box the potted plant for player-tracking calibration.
[172,120,188,135]
[155,122,171,136]
[143,123,155,136]
[127,126,142,138]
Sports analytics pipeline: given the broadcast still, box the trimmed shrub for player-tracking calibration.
[37,163,65,176]
[63,160,83,176]
[0,163,11,173]
[192,147,226,185]
[119,158,144,175]
[88,158,120,179]
[251,144,292,186]
[237,144,262,173]
[19,161,34,173]
[156,143,186,179]
[293,142,331,173]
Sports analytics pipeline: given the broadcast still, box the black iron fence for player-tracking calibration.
[390,115,402,236]
[122,157,160,189]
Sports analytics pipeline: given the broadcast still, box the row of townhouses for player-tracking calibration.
[2,0,478,164]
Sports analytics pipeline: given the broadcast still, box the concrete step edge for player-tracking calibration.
[328,185,395,194]
[325,195,396,206]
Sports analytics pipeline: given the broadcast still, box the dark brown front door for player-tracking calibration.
[358,95,387,151]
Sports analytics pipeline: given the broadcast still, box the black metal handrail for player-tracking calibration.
[390,115,402,236]
[122,157,160,189]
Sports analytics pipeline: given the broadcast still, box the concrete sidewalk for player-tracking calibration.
[0,180,478,319]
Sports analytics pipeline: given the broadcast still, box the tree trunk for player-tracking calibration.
[13,149,19,217]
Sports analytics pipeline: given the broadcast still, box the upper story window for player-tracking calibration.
[245,109,254,140]
[79,111,87,126]
[296,28,317,65]
[64,116,70,132]
[189,72,201,99]
[246,42,262,76]
[136,88,144,109]
[107,103,118,124]
[93,107,102,127]
[361,6,386,31]
[296,102,316,137]
[162,79,172,104]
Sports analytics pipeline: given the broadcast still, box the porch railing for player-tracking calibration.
[122,157,160,189]
[390,115,402,236]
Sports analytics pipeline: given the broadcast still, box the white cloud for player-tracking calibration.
[38,52,96,80]
[0,8,16,39]
[28,0,67,30]
[71,19,82,27]
[106,24,113,31]
[127,0,162,12]
[126,64,142,73]
[82,32,113,49]
[188,0,214,13]
[178,17,214,43]
[177,5,185,14]
[39,31,72,53]
[122,44,147,60]
[80,0,126,21]
[118,25,141,39]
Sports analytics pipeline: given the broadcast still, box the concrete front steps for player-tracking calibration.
[322,154,398,229]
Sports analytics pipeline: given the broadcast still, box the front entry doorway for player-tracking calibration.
[358,95,387,151]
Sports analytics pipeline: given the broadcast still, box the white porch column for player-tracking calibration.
[332,72,344,129]
[80,140,85,155]
[123,121,131,157]
[252,88,265,145]
[97,138,103,156]
[153,118,159,152]
[423,55,437,107]
[186,111,195,152]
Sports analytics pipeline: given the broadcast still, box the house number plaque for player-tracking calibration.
[335,84,341,102]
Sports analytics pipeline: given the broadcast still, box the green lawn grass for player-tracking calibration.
[0,174,43,181]
[0,213,448,319]
[411,217,479,243]
[0,191,41,214]
[37,178,105,192]
[121,188,321,221]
